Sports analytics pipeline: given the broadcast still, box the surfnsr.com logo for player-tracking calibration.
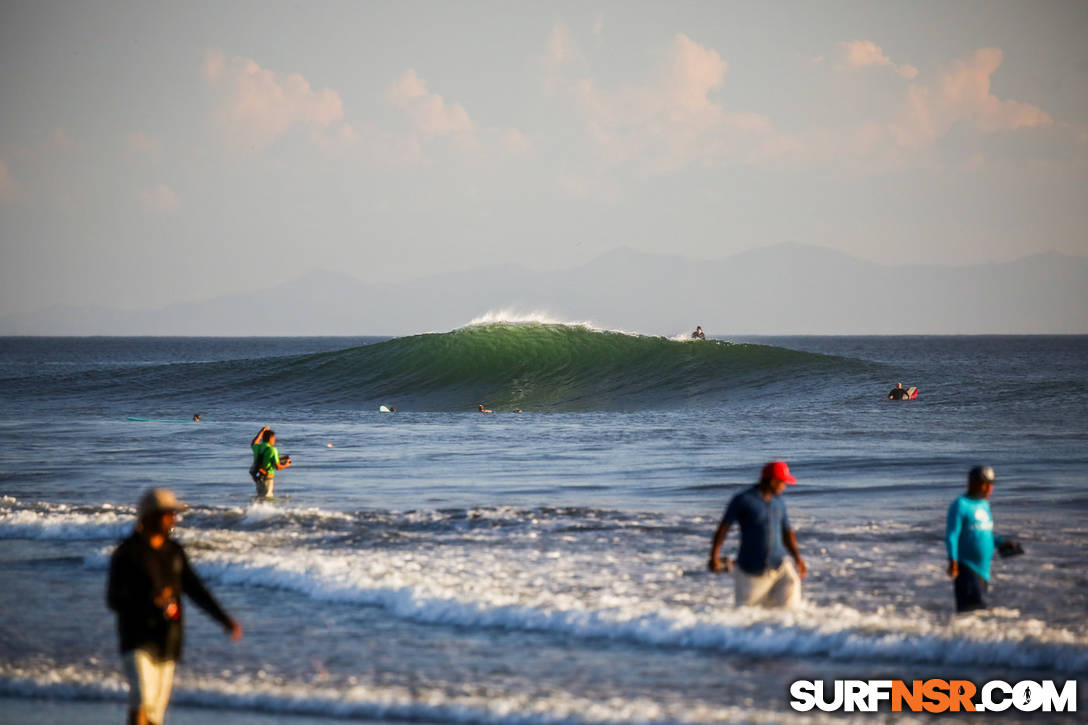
[789,679,1077,713]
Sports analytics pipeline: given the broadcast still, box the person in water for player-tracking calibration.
[692,326,706,340]
[888,382,910,400]
[946,465,1021,613]
[192,413,201,422]
[708,461,807,608]
[107,488,242,725]
[249,425,291,498]
[478,404,493,413]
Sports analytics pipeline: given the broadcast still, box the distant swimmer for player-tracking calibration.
[512,408,523,413]
[249,426,292,498]
[478,404,493,413]
[192,413,201,422]
[946,466,1022,613]
[691,326,706,340]
[108,489,242,725]
[888,382,918,400]
[708,461,807,608]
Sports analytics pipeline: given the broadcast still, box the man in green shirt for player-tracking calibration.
[249,425,291,498]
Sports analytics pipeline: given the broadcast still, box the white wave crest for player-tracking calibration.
[467,308,604,330]
[184,546,1088,673]
[0,506,132,541]
[0,660,842,724]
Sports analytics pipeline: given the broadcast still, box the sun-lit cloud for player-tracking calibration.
[551,30,798,174]
[140,184,180,212]
[836,40,918,79]
[203,49,347,149]
[0,160,16,202]
[888,47,1052,148]
[126,132,162,156]
[387,70,474,138]
[503,128,532,155]
[547,25,575,66]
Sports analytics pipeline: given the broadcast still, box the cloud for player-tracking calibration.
[203,49,347,148]
[0,160,16,202]
[889,48,1052,148]
[127,132,162,156]
[140,184,180,212]
[503,129,532,155]
[836,40,917,79]
[547,25,574,66]
[552,31,798,173]
[666,33,728,112]
[387,70,474,137]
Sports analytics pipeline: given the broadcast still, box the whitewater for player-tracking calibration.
[0,324,1086,723]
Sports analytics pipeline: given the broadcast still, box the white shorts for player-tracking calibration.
[733,559,802,609]
[122,648,176,725]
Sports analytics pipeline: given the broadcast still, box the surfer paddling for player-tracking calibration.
[249,425,291,498]
[888,382,919,400]
[707,461,807,608]
[108,488,242,725]
[691,326,706,340]
[477,404,493,413]
[946,465,1022,613]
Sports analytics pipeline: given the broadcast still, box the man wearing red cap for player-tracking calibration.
[708,461,807,608]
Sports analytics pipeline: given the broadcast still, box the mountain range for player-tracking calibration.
[2,244,1086,335]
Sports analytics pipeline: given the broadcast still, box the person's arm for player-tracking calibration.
[272,447,291,470]
[708,521,732,572]
[784,528,806,579]
[251,426,269,447]
[945,501,962,578]
[106,548,128,612]
[180,549,242,640]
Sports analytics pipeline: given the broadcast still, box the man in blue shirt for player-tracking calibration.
[946,465,1020,612]
[708,461,808,608]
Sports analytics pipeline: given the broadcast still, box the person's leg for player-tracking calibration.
[733,568,776,607]
[122,649,152,725]
[767,560,802,608]
[143,656,176,725]
[954,566,988,612]
[252,470,272,497]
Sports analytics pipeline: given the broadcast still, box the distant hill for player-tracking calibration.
[2,244,1086,335]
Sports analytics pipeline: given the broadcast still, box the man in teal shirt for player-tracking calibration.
[945,465,1020,612]
[249,425,291,498]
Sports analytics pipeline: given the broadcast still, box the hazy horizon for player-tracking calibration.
[2,1,1086,328]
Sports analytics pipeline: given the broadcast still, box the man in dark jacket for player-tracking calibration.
[107,489,242,725]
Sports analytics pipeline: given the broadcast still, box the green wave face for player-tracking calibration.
[291,323,835,412]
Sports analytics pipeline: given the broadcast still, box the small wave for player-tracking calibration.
[0,661,829,724]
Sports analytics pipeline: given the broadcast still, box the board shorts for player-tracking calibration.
[123,647,176,725]
[734,559,802,609]
[249,467,274,498]
[954,565,989,613]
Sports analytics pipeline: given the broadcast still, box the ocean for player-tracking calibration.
[0,324,1086,724]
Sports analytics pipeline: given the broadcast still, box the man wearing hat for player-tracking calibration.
[107,489,242,725]
[707,461,808,608]
[945,465,1021,613]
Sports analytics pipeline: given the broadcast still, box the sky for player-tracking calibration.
[1,0,1086,318]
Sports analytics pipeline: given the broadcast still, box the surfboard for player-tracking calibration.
[906,387,918,399]
[127,417,200,422]
[379,405,392,413]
